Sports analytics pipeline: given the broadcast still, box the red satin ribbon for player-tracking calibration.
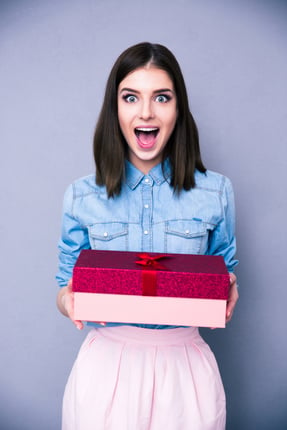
[136,254,168,296]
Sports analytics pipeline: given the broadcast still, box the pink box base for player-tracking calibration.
[74,293,227,328]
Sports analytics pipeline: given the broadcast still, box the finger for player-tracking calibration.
[74,320,84,330]
[68,298,84,329]
[229,272,237,286]
[63,286,83,330]
[69,302,84,330]
[226,300,235,321]
[226,291,238,322]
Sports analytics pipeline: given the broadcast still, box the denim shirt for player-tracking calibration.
[56,160,238,327]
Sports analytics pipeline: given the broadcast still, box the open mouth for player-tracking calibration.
[134,127,159,147]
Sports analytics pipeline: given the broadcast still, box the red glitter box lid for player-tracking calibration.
[72,250,230,300]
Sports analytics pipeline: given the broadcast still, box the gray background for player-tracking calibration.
[1,0,286,429]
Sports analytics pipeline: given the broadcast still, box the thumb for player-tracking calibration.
[67,278,73,292]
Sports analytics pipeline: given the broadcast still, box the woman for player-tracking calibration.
[56,42,238,430]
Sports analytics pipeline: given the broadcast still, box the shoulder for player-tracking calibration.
[194,169,233,193]
[65,174,106,199]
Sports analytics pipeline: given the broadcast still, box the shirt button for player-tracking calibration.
[185,230,190,234]
[144,178,149,183]
[103,232,108,237]
[144,230,149,235]
[144,204,149,209]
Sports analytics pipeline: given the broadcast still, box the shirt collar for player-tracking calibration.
[125,159,172,190]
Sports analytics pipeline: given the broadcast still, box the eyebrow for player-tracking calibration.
[119,87,174,94]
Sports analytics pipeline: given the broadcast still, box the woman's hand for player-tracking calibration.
[57,279,84,330]
[226,272,239,324]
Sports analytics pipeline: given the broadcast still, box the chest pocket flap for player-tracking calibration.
[88,222,128,250]
[165,219,209,254]
[166,219,207,238]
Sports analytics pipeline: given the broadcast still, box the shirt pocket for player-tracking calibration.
[87,222,129,251]
[164,219,209,254]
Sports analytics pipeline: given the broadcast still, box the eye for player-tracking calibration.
[123,94,138,103]
[155,94,171,103]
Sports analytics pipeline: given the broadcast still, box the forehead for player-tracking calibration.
[118,66,174,91]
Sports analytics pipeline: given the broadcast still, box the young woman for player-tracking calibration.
[56,42,238,430]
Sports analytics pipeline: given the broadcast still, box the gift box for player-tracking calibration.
[72,250,230,327]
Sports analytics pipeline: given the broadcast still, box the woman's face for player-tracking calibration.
[117,66,177,173]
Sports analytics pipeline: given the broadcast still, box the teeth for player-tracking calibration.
[135,127,158,132]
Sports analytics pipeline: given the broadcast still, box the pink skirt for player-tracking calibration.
[62,326,226,430]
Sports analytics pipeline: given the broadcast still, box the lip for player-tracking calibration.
[134,125,159,130]
[134,126,160,149]
[134,126,160,135]
[135,127,158,132]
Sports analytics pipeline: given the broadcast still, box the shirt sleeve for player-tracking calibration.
[56,184,90,287]
[207,176,238,272]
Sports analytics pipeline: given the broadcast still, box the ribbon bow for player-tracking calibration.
[136,253,168,296]
[136,253,167,269]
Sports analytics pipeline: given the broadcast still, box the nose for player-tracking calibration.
[139,99,154,120]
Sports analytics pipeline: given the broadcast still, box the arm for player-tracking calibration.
[207,177,239,323]
[56,184,90,328]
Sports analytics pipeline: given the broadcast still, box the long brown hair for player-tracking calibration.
[93,42,206,197]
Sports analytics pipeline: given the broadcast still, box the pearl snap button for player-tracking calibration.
[103,232,108,237]
[185,230,190,234]
[144,230,149,235]
[144,204,149,209]
[144,178,149,183]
